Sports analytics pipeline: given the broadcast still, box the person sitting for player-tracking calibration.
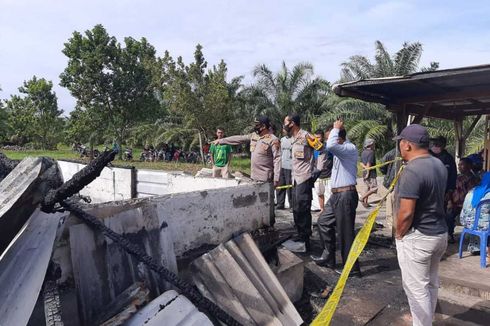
[447,158,480,243]
[459,172,490,256]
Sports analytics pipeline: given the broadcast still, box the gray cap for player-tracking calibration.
[394,124,429,145]
[364,138,375,148]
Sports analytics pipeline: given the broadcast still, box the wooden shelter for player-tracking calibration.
[332,64,490,169]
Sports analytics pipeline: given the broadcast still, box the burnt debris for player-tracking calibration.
[0,152,19,182]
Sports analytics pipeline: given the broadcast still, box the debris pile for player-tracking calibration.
[0,152,305,326]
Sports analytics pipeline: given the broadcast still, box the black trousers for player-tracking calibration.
[292,179,313,241]
[317,190,360,271]
[276,168,292,207]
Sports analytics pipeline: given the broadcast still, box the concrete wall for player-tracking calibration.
[58,161,243,203]
[136,169,240,197]
[57,161,134,203]
[89,182,273,256]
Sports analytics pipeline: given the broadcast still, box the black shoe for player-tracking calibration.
[276,205,285,210]
[334,268,362,278]
[311,255,335,269]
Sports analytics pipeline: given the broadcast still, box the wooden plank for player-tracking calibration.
[0,209,66,326]
[464,115,482,139]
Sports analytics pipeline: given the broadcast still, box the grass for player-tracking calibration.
[2,145,252,175]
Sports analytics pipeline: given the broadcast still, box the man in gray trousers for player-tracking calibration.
[394,124,448,326]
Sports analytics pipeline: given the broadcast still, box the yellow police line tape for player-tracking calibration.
[362,158,402,171]
[276,184,294,190]
[311,164,404,326]
[275,159,401,190]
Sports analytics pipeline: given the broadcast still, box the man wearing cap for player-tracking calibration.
[214,116,281,184]
[360,138,378,208]
[394,124,448,326]
[312,119,361,276]
[283,113,322,251]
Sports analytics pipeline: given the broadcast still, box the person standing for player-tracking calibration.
[395,124,448,326]
[283,113,321,251]
[313,127,333,213]
[214,116,281,185]
[430,136,457,207]
[276,130,292,209]
[312,119,360,276]
[447,157,480,243]
[380,147,397,237]
[210,127,233,178]
[360,139,378,208]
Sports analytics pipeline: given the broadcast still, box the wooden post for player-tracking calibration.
[454,118,465,160]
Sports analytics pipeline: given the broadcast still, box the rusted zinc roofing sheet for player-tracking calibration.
[191,233,303,326]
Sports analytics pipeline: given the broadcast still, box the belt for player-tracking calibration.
[331,185,357,193]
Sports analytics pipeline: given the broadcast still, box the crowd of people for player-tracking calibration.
[209,114,489,326]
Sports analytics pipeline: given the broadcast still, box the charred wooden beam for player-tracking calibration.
[42,150,117,213]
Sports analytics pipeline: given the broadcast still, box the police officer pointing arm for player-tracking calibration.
[213,116,281,186]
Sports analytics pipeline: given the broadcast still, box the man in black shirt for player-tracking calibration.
[360,139,378,208]
[430,136,457,206]
[395,124,448,326]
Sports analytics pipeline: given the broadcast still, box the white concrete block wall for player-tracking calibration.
[136,169,240,197]
[87,182,273,257]
[57,161,133,203]
[151,182,271,256]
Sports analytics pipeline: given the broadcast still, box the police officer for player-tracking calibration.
[214,116,281,185]
[283,113,322,251]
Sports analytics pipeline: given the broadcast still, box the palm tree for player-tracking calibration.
[246,61,330,127]
[340,40,438,81]
[320,41,439,154]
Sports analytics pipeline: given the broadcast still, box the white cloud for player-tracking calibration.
[1,0,490,114]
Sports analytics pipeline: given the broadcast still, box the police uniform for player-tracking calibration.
[217,133,281,183]
[291,129,317,246]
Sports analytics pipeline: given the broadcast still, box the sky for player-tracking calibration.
[1,0,490,115]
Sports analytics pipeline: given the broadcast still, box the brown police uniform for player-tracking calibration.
[217,133,281,183]
[291,129,317,246]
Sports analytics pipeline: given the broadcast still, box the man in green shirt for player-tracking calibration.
[210,127,233,178]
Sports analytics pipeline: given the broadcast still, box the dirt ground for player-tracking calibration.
[275,197,490,325]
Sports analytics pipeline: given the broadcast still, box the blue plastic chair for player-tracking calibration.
[458,199,490,268]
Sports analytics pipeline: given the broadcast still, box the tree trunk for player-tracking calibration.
[198,131,205,166]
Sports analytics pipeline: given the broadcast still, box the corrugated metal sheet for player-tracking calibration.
[0,209,67,326]
[126,290,213,326]
[191,233,304,326]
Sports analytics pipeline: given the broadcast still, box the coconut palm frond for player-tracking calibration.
[394,42,423,76]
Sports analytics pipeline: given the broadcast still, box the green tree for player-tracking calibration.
[0,94,9,143]
[340,40,438,81]
[246,61,330,127]
[320,41,439,155]
[4,77,63,149]
[60,24,162,153]
[162,45,245,144]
